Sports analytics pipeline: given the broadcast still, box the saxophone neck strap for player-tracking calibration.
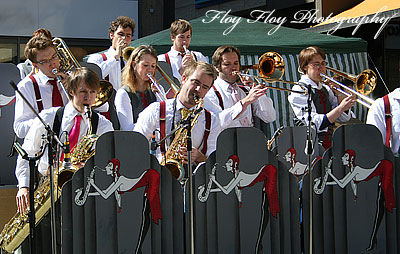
[53,107,99,138]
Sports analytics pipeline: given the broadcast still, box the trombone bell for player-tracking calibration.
[241,52,285,80]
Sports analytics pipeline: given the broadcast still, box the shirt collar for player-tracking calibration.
[65,102,87,119]
[176,98,197,111]
[108,46,116,55]
[36,70,55,85]
[299,75,323,89]
[169,47,184,57]
[215,76,234,92]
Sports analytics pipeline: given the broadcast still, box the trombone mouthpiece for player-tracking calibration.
[52,68,58,75]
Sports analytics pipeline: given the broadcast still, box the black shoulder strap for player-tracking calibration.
[91,110,99,134]
[53,107,65,137]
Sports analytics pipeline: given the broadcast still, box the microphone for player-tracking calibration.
[63,134,72,169]
[150,131,157,155]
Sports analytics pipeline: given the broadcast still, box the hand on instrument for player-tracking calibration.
[179,54,195,75]
[114,37,127,60]
[239,74,255,87]
[241,84,269,109]
[338,94,356,112]
[179,147,207,164]
[16,187,29,214]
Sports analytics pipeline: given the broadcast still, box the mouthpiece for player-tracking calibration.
[52,68,58,75]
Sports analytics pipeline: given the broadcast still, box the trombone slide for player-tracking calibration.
[147,73,167,101]
[320,73,374,108]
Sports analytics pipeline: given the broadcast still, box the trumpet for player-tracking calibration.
[233,52,307,94]
[321,67,377,108]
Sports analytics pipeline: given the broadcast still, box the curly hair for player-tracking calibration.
[108,16,136,35]
[24,35,55,63]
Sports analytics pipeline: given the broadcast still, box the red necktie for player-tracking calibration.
[69,115,82,151]
[49,79,63,107]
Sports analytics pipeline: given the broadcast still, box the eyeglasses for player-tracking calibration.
[117,32,132,39]
[36,53,59,65]
[309,61,327,69]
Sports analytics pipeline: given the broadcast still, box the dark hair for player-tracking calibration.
[121,45,158,93]
[64,67,100,99]
[32,28,52,39]
[108,16,135,35]
[212,45,241,69]
[170,19,192,37]
[24,36,55,63]
[298,46,326,74]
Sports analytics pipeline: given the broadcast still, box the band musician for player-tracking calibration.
[134,61,220,167]
[288,46,356,149]
[14,35,69,139]
[16,67,113,215]
[157,19,208,84]
[87,16,135,90]
[203,45,276,131]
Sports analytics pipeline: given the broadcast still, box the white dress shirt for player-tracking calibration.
[15,102,114,188]
[87,46,125,90]
[115,86,164,131]
[366,88,400,155]
[203,77,276,130]
[13,70,69,138]
[288,75,352,133]
[157,47,208,82]
[134,98,220,163]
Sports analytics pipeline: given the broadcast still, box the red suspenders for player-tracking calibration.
[29,75,44,112]
[383,94,392,148]
[159,101,166,153]
[164,53,171,65]
[212,86,224,110]
[159,101,211,155]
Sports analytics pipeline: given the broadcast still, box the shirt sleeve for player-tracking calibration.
[204,112,221,157]
[15,111,53,188]
[115,88,134,131]
[87,53,118,79]
[288,84,327,131]
[366,98,386,144]
[327,86,352,123]
[134,102,160,141]
[203,89,243,129]
[13,80,39,138]
[96,113,114,135]
[195,52,209,63]
[252,94,276,123]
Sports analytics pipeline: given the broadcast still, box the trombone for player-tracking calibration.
[234,52,307,94]
[321,67,377,108]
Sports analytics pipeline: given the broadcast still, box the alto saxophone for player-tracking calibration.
[162,96,204,182]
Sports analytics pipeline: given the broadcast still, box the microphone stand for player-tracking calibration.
[185,113,195,254]
[10,81,65,254]
[152,107,201,254]
[305,84,314,254]
[13,142,46,254]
